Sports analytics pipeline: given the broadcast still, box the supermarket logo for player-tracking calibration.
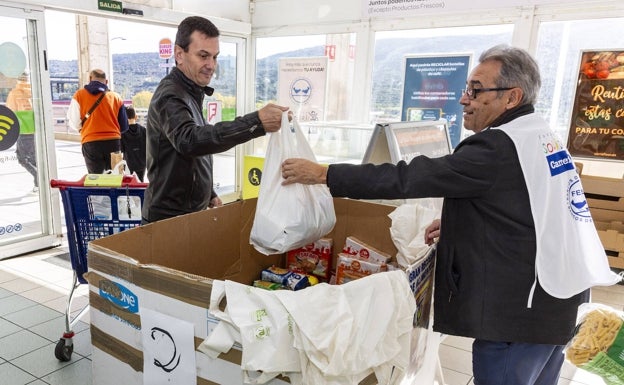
[541,133,574,177]
[99,280,139,313]
[546,150,574,177]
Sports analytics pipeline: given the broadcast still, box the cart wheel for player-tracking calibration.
[54,338,73,362]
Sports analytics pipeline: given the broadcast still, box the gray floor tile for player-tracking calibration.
[71,328,92,358]
[29,316,89,343]
[26,381,49,385]
[0,317,22,339]
[0,329,50,361]
[0,270,18,284]
[3,304,63,329]
[0,362,37,385]
[40,357,92,385]
[1,277,44,294]
[0,295,37,317]
[10,343,76,378]
[20,286,66,304]
[0,287,15,299]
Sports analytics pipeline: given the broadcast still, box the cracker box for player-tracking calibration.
[343,235,392,265]
[286,238,333,281]
[335,253,388,284]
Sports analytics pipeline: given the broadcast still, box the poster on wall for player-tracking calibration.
[278,57,328,122]
[401,54,471,148]
[567,50,624,161]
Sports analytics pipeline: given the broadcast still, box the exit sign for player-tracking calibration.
[99,0,122,13]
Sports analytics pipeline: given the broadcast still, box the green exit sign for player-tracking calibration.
[99,0,122,13]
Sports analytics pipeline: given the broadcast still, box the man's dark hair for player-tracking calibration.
[175,16,220,51]
[126,105,136,120]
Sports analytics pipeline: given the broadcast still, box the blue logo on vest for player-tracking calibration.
[99,280,139,313]
[567,176,592,221]
[546,150,574,176]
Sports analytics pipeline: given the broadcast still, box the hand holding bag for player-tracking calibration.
[250,112,336,255]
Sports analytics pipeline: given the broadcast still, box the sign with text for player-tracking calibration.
[278,57,328,122]
[567,50,624,161]
[363,0,582,18]
[401,54,471,148]
[159,38,173,60]
[204,100,222,125]
[98,0,122,13]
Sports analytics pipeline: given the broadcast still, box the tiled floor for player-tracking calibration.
[0,243,622,384]
[1,141,622,384]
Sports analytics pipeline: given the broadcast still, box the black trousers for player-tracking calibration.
[16,134,38,187]
[81,139,121,174]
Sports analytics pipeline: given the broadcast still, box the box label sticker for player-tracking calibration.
[99,280,140,313]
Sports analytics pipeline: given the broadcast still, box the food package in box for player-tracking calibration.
[565,303,624,384]
[335,253,387,284]
[286,238,333,281]
[343,236,392,265]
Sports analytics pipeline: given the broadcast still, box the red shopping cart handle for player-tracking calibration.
[50,174,148,189]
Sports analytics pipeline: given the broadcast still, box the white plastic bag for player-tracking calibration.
[250,112,336,255]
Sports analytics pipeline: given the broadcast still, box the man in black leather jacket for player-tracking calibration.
[279,45,619,385]
[142,16,288,223]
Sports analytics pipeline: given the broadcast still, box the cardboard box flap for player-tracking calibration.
[89,200,283,285]
[331,199,398,261]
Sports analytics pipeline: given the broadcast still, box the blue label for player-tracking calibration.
[99,280,139,313]
[546,150,575,176]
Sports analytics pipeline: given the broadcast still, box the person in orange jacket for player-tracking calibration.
[66,69,129,173]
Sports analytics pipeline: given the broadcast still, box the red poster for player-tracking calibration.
[567,50,624,160]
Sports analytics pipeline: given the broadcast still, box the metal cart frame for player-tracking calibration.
[50,175,147,361]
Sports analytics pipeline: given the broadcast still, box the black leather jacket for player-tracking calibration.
[142,67,265,223]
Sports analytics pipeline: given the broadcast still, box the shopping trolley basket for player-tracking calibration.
[50,174,147,361]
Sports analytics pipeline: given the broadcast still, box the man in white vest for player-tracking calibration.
[280,44,620,385]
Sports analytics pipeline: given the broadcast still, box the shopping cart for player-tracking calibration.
[50,174,148,361]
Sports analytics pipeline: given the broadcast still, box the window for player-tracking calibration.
[371,25,514,127]
[253,34,360,162]
[535,17,624,144]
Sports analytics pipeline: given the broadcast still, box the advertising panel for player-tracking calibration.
[567,50,624,161]
[401,54,471,148]
[278,57,328,122]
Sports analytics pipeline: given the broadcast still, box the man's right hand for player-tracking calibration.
[258,103,289,132]
[424,219,441,245]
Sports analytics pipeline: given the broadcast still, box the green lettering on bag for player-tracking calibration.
[582,324,624,384]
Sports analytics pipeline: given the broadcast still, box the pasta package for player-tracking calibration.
[565,303,624,385]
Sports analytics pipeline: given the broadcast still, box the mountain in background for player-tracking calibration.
[49,33,566,117]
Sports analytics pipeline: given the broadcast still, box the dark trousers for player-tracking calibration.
[81,139,121,174]
[472,339,565,385]
[16,134,38,187]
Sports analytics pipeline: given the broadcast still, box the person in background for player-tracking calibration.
[142,16,288,224]
[281,44,620,385]
[6,71,38,192]
[121,105,147,182]
[67,69,129,174]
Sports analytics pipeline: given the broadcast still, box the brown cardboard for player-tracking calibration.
[581,174,624,268]
[86,197,398,385]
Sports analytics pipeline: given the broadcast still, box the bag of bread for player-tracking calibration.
[565,303,624,385]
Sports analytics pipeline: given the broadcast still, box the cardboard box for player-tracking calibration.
[582,174,624,269]
[85,198,401,385]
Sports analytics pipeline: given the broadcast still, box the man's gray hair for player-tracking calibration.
[479,44,541,105]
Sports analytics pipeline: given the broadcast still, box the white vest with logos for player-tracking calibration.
[495,113,620,302]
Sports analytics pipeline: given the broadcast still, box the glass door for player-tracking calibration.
[0,4,59,258]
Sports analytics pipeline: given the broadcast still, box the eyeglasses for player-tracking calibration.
[462,87,514,100]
